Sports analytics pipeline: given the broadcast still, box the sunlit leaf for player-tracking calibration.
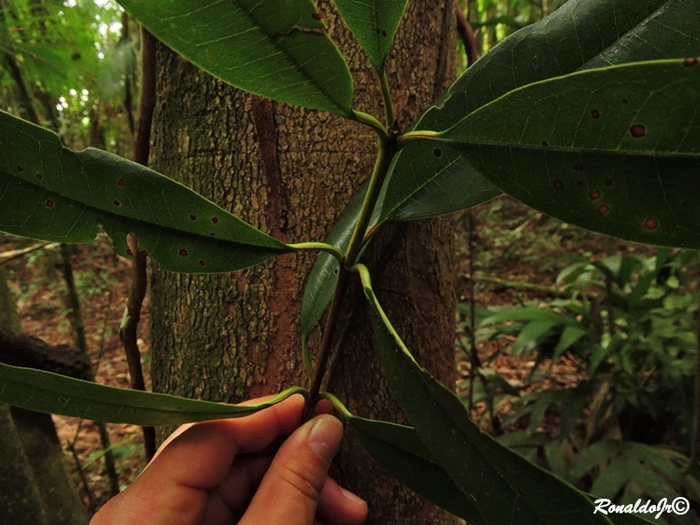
[0,362,305,426]
[333,0,407,72]
[117,0,353,116]
[0,111,291,272]
[382,0,698,222]
[440,60,700,249]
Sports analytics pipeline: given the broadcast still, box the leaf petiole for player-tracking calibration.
[289,241,344,262]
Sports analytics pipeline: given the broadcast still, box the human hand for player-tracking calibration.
[90,394,367,525]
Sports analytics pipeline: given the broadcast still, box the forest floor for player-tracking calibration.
[0,195,657,516]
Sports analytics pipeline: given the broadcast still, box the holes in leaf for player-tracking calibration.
[622,98,628,104]
[190,214,197,221]
[45,199,55,208]
[589,190,601,200]
[684,57,698,67]
[113,200,121,207]
[211,216,219,224]
[312,12,323,20]
[591,109,600,119]
[644,217,659,231]
[541,141,549,147]
[35,173,43,181]
[597,204,610,215]
[199,260,206,267]
[16,165,23,172]
[179,248,189,257]
[433,148,442,157]
[117,178,125,188]
[630,124,646,138]
[553,180,564,190]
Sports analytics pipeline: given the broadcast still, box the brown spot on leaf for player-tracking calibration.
[117,178,125,187]
[199,260,206,267]
[630,124,646,138]
[591,109,600,119]
[45,199,54,208]
[684,57,698,67]
[590,190,602,200]
[126,248,133,256]
[644,217,659,230]
[622,98,628,104]
[576,181,585,188]
[113,200,121,206]
[190,214,197,221]
[541,141,549,147]
[35,173,43,180]
[574,165,584,172]
[16,165,23,172]
[605,179,613,186]
[553,180,564,190]
[178,248,189,257]
[312,12,322,20]
[597,204,610,215]
[140,250,148,256]
[381,30,387,36]
[433,148,442,157]
[211,216,219,224]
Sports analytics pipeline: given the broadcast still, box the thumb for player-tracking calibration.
[239,414,343,525]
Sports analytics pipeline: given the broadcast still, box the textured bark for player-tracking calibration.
[0,403,48,525]
[149,1,459,523]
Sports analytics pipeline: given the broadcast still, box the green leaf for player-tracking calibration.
[116,0,353,116]
[0,111,292,273]
[441,60,700,249]
[347,416,481,522]
[356,264,614,525]
[382,0,697,222]
[553,326,588,358]
[301,182,369,340]
[570,439,621,480]
[0,362,305,426]
[512,320,559,353]
[333,0,407,72]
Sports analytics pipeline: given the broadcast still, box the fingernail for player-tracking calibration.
[340,486,366,505]
[307,416,342,461]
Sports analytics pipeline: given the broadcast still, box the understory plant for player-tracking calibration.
[472,250,700,523]
[1,0,699,523]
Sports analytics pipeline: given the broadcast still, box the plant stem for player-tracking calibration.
[306,124,398,413]
[306,265,351,412]
[345,134,396,265]
[288,242,344,262]
[379,71,395,128]
[119,233,156,460]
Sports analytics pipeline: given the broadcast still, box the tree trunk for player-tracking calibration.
[0,267,89,525]
[149,1,459,523]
